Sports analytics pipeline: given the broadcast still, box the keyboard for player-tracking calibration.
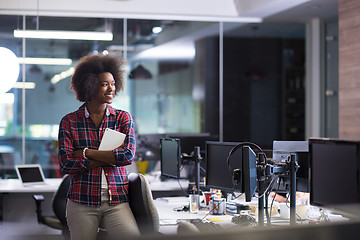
[190,219,223,232]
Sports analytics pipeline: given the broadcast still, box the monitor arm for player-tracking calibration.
[182,146,202,195]
[257,153,298,226]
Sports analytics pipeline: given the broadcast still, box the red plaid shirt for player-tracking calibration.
[58,103,136,207]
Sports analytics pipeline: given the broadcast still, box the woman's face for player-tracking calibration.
[92,72,116,104]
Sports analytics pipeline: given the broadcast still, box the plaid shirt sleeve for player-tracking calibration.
[112,110,136,166]
[58,113,90,175]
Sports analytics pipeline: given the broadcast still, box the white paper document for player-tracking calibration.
[98,128,126,150]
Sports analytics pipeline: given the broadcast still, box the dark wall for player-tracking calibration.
[223,38,282,147]
[196,36,303,149]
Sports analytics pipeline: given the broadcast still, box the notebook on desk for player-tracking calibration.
[15,164,47,187]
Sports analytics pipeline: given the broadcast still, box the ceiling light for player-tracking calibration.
[152,27,163,34]
[14,30,113,41]
[129,64,152,80]
[0,47,19,94]
[28,65,42,74]
[12,82,36,89]
[0,93,14,104]
[134,43,195,60]
[51,67,75,84]
[17,57,72,65]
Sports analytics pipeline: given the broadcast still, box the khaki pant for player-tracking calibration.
[66,192,140,240]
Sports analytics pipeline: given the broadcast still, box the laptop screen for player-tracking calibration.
[15,164,46,185]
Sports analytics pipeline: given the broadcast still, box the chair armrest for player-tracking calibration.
[33,194,45,201]
[33,194,45,224]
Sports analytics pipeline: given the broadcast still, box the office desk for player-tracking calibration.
[0,178,63,221]
[0,177,187,219]
[0,178,64,238]
[147,178,189,198]
[0,176,188,237]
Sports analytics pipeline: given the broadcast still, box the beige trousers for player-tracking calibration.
[66,193,140,240]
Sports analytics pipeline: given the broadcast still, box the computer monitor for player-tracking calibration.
[160,138,181,179]
[272,140,309,193]
[205,141,243,193]
[165,133,218,155]
[243,146,257,202]
[309,138,360,207]
[165,133,219,180]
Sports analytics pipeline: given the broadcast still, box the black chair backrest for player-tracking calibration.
[128,172,159,235]
[52,175,70,226]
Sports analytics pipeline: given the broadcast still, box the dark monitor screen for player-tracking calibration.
[243,146,257,202]
[165,133,218,155]
[160,138,181,179]
[205,141,243,192]
[309,138,360,207]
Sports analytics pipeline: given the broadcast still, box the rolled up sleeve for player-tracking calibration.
[58,116,90,175]
[113,111,136,166]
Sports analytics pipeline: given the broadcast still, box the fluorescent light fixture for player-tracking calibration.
[17,57,72,65]
[14,30,113,41]
[51,67,75,84]
[12,82,36,89]
[134,43,196,60]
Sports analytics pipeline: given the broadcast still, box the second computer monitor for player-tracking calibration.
[243,146,257,202]
[160,138,181,179]
[205,141,243,193]
[309,138,360,207]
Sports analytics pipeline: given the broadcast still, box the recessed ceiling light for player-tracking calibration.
[152,27,163,34]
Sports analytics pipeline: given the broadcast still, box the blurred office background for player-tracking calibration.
[0,0,339,178]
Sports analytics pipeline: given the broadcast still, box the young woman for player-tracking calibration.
[58,54,140,240]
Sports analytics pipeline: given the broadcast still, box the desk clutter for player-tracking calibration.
[154,188,350,236]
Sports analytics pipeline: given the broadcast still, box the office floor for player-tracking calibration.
[0,221,63,240]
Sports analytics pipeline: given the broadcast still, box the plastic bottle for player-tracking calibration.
[189,186,199,213]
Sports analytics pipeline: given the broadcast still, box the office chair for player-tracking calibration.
[33,172,159,239]
[33,174,70,240]
[128,172,160,235]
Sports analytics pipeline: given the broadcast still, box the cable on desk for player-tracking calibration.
[269,179,281,221]
[265,191,270,225]
[284,194,304,224]
[254,175,279,199]
[176,178,189,196]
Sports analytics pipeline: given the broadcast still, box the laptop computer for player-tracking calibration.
[15,164,47,187]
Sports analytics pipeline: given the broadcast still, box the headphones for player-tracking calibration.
[226,142,266,185]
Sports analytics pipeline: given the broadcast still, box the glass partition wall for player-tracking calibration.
[0,15,306,178]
